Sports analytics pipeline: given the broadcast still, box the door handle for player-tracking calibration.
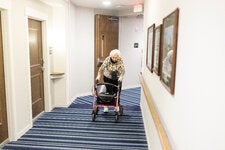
[40,58,44,66]
[97,58,103,67]
[40,66,44,72]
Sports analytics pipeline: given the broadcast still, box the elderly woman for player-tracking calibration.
[96,49,125,112]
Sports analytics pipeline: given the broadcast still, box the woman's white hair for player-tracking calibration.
[110,49,121,57]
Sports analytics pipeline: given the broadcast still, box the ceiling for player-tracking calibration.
[70,0,144,11]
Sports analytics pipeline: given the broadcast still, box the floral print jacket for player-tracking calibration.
[97,56,125,80]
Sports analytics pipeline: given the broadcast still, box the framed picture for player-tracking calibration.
[153,24,162,76]
[146,24,155,72]
[160,8,179,94]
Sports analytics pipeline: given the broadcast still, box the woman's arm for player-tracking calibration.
[96,57,109,80]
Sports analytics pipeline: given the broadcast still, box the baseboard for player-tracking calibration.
[0,139,9,148]
[15,123,32,141]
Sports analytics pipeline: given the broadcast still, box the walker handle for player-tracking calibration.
[95,79,99,84]
[118,81,122,86]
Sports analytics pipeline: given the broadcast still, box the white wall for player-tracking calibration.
[50,1,70,107]
[142,0,225,149]
[10,0,34,139]
[0,0,54,141]
[69,6,95,100]
[119,15,143,89]
[68,3,77,101]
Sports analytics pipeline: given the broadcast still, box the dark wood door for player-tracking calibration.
[94,14,119,80]
[28,19,44,118]
[0,13,8,144]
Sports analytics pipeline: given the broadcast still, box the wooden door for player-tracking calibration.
[94,14,119,80]
[28,19,44,118]
[0,13,8,144]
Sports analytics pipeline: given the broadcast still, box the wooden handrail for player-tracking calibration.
[139,73,172,150]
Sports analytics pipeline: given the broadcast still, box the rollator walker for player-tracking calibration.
[92,81,123,122]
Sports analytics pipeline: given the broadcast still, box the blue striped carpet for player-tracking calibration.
[2,87,148,150]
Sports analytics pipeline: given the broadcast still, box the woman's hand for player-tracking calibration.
[96,76,100,81]
[118,76,123,82]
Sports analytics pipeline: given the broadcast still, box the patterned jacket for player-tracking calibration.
[97,56,125,80]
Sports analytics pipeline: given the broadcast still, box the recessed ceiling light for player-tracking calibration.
[102,1,111,6]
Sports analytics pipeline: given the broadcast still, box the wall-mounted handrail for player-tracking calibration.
[139,73,172,150]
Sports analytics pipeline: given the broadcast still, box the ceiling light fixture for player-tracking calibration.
[133,4,143,13]
[102,1,111,6]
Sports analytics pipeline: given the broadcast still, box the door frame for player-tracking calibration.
[0,10,8,145]
[0,6,18,141]
[94,14,119,81]
[25,7,52,115]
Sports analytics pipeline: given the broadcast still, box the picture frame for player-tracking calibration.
[146,24,155,72]
[153,24,162,76]
[160,8,179,95]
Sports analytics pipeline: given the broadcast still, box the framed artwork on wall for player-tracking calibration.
[146,24,155,72]
[160,8,179,95]
[153,24,162,76]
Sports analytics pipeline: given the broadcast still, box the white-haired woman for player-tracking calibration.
[96,49,125,112]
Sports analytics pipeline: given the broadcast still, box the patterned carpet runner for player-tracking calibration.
[2,87,148,150]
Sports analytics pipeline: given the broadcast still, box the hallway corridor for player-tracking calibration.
[2,87,148,150]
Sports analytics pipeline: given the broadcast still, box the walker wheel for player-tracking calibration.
[119,106,123,115]
[95,107,99,115]
[92,113,96,121]
[92,109,97,121]
[115,114,119,123]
